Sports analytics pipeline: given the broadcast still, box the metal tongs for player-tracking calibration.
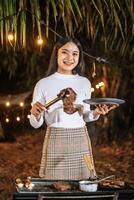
[44,88,70,109]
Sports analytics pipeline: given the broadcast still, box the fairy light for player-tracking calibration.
[27,114,30,119]
[2,98,31,125]
[98,82,104,87]
[96,82,105,89]
[16,117,21,121]
[6,101,10,107]
[5,118,10,123]
[8,33,14,41]
[96,84,99,89]
[37,37,43,45]
[19,102,24,107]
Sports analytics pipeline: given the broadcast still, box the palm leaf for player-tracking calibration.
[19,0,26,48]
[110,0,125,40]
[30,0,36,37]
[13,0,17,49]
[0,0,4,47]
[33,0,41,38]
[45,0,50,38]
[64,0,78,30]
[72,0,82,19]
[3,0,10,50]
[50,0,58,20]
[125,0,134,35]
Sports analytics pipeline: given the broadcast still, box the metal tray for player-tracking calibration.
[15,179,79,194]
[83,98,125,105]
[15,178,128,194]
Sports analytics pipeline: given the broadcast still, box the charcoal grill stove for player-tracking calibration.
[13,178,134,200]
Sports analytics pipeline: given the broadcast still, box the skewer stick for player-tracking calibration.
[83,154,96,179]
[83,154,93,170]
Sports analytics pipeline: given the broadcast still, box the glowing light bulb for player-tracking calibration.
[16,117,20,121]
[5,118,10,123]
[27,115,30,119]
[8,33,14,41]
[101,82,105,86]
[6,101,10,107]
[37,37,43,45]
[98,82,104,87]
[20,102,24,107]
[96,84,99,89]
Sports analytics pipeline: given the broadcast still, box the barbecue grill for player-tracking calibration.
[13,178,134,200]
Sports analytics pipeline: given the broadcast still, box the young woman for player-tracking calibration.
[30,37,117,180]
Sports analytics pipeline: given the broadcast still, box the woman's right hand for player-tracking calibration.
[30,101,47,121]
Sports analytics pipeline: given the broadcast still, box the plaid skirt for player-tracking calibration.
[39,126,96,180]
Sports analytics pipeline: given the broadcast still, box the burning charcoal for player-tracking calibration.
[53,181,72,191]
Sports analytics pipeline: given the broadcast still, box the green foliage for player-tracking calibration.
[0,0,133,58]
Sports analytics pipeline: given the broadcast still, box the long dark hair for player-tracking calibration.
[46,37,85,76]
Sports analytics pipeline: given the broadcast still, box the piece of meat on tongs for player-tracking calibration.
[61,88,77,114]
[45,87,81,114]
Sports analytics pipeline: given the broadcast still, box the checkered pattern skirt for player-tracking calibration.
[39,126,96,180]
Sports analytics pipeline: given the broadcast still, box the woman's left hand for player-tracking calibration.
[93,104,119,117]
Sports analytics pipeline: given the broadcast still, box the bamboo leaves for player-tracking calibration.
[32,0,41,38]
[19,0,26,48]
[0,0,133,59]
[0,0,4,47]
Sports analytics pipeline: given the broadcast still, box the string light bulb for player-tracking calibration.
[96,81,105,89]
[6,101,10,107]
[16,117,21,121]
[8,32,14,41]
[98,82,104,87]
[5,118,10,123]
[19,102,24,107]
[96,84,100,89]
[27,114,30,119]
[37,37,43,45]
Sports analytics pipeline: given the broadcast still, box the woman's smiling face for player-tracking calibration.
[57,42,80,74]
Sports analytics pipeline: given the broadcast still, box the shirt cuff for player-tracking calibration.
[29,114,44,128]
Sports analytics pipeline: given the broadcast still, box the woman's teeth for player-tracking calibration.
[63,61,73,65]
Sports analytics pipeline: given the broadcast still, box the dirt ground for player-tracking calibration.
[0,128,134,200]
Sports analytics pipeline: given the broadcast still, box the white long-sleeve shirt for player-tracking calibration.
[30,72,99,128]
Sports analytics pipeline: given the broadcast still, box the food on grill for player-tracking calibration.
[53,181,72,191]
[25,178,35,190]
[15,177,35,190]
[100,179,125,188]
[60,88,77,114]
[15,178,24,189]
